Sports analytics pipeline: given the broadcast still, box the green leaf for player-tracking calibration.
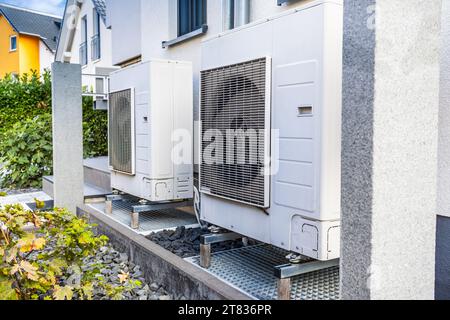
[53,285,74,301]
[0,280,19,300]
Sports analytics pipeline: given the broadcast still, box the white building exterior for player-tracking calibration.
[105,0,310,165]
[56,0,117,108]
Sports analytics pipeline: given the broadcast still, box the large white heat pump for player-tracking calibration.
[109,60,194,202]
[199,0,343,261]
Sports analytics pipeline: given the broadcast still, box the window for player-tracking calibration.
[91,9,101,60]
[9,35,17,52]
[178,0,206,37]
[80,15,88,65]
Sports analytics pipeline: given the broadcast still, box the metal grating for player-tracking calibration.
[186,245,340,300]
[90,201,198,235]
[200,57,271,208]
[109,89,134,175]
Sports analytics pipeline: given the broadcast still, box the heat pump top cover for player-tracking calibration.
[200,57,270,208]
[109,88,134,175]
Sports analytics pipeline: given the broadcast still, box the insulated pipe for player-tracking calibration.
[234,0,250,28]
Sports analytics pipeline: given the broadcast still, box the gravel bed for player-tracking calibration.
[147,227,249,258]
[63,245,182,300]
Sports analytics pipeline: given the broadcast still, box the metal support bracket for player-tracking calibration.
[199,232,243,269]
[104,194,193,230]
[105,194,134,215]
[274,259,339,300]
[130,200,193,231]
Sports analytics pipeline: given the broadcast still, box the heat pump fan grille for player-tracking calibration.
[200,58,270,208]
[109,89,134,175]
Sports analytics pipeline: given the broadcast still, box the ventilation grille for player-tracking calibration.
[200,57,271,208]
[109,88,134,175]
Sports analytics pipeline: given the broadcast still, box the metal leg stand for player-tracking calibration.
[130,200,193,231]
[277,278,292,301]
[274,259,339,301]
[199,232,244,269]
[105,194,133,215]
[200,244,212,268]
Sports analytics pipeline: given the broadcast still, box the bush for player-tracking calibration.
[0,204,140,300]
[0,72,51,137]
[82,97,108,159]
[0,115,53,189]
[0,72,108,188]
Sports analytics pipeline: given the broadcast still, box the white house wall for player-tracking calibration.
[136,0,310,167]
[39,40,55,74]
[67,0,114,88]
[107,0,141,65]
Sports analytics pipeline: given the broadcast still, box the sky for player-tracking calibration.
[0,0,66,16]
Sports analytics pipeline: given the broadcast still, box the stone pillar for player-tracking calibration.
[51,62,84,213]
[341,0,442,300]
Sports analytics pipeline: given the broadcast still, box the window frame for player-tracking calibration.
[93,9,100,37]
[9,35,17,52]
[177,0,207,37]
[80,15,88,66]
[92,9,101,61]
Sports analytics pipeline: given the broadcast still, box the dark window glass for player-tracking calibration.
[80,15,88,65]
[178,0,206,36]
[10,36,17,51]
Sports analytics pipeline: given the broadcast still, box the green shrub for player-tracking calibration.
[0,72,51,137]
[0,204,140,300]
[0,115,53,189]
[0,72,108,188]
[82,97,108,159]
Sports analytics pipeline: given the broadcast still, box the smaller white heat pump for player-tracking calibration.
[200,0,343,261]
[108,60,194,202]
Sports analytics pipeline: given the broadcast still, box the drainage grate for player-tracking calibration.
[90,201,198,235]
[185,245,340,300]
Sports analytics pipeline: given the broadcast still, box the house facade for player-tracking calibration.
[0,4,61,77]
[105,0,309,165]
[56,0,116,109]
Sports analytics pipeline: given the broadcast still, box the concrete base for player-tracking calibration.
[436,215,450,300]
[77,204,252,300]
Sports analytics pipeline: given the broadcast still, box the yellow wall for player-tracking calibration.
[0,14,19,77]
[18,34,40,75]
[0,14,41,78]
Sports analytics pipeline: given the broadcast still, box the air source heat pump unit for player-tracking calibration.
[109,60,194,202]
[200,0,343,261]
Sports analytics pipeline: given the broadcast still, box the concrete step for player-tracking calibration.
[43,156,111,199]
[43,176,110,199]
[83,157,111,192]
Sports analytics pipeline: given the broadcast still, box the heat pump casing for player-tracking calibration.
[109,60,194,202]
[200,0,343,261]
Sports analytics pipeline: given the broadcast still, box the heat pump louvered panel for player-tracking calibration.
[109,89,134,175]
[200,57,270,208]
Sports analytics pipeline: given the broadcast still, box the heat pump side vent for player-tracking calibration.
[200,57,271,208]
[109,88,135,175]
